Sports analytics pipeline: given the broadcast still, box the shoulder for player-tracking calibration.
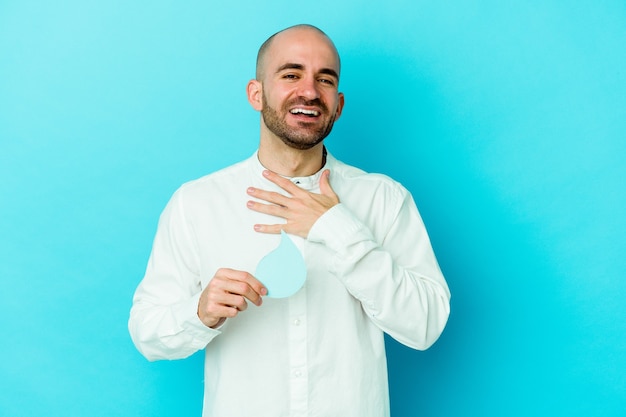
[166,155,254,209]
[329,155,409,202]
[179,156,251,193]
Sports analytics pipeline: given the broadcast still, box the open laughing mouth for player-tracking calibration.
[289,108,321,118]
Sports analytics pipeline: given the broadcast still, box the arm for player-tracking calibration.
[128,189,266,361]
[247,169,450,350]
[128,189,213,361]
[307,192,450,350]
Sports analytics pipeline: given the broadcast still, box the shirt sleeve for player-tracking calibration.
[307,191,451,350]
[128,188,220,361]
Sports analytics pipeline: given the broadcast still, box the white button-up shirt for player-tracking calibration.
[129,151,450,417]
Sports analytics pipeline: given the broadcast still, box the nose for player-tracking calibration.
[296,75,320,100]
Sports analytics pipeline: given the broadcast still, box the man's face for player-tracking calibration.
[257,29,344,150]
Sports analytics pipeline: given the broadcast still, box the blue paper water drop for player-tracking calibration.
[255,231,307,298]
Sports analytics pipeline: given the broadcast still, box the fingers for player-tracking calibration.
[253,223,284,234]
[246,169,339,238]
[246,196,287,218]
[261,169,302,194]
[214,269,266,306]
[198,268,267,328]
[247,187,291,208]
[318,170,338,199]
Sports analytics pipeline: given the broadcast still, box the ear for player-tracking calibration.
[247,79,263,111]
[334,92,345,121]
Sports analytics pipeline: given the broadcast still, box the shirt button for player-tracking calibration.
[294,370,302,378]
[293,318,301,326]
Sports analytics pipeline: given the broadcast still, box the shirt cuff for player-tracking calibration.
[308,203,375,252]
[173,292,222,347]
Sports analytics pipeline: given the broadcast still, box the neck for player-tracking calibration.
[258,137,326,177]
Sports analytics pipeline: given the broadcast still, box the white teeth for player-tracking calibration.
[290,108,319,116]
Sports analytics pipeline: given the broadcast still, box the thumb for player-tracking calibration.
[319,170,339,201]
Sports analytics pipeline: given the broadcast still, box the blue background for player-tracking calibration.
[1,1,625,416]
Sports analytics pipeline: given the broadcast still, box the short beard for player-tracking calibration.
[261,92,336,150]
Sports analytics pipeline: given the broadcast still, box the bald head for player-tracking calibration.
[255,24,341,81]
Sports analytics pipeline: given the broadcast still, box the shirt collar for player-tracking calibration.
[250,148,333,191]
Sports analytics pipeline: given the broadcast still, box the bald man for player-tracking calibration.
[129,24,450,417]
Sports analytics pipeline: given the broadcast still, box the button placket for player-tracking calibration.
[287,287,308,416]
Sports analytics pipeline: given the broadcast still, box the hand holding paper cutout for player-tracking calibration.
[197,268,267,328]
[246,169,339,238]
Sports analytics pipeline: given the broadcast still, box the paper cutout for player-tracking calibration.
[255,231,306,298]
